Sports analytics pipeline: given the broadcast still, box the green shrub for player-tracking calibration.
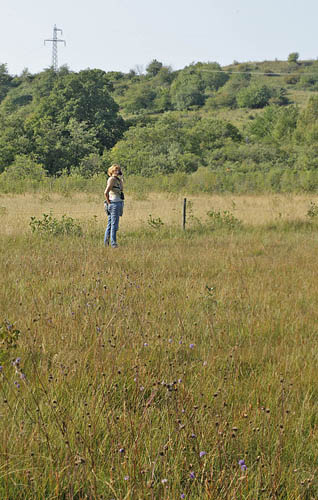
[288,52,299,63]
[147,214,164,229]
[307,201,318,218]
[0,155,47,193]
[206,208,242,229]
[237,84,273,109]
[29,213,83,236]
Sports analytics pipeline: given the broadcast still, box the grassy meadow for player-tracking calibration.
[2,192,318,498]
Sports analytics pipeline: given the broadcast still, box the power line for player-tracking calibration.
[44,25,66,72]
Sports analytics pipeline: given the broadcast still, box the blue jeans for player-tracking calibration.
[104,201,123,247]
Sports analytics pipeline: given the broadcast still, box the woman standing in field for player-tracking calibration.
[104,164,124,248]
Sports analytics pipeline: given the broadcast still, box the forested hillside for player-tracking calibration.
[1,54,318,191]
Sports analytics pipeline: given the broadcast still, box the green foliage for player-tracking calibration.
[1,80,33,112]
[269,87,289,106]
[0,63,13,103]
[190,61,229,92]
[29,213,83,236]
[294,96,318,145]
[210,73,251,109]
[75,152,107,178]
[147,214,164,229]
[146,59,163,77]
[2,58,318,188]
[0,68,126,175]
[188,117,242,157]
[170,70,205,110]
[306,201,318,218]
[248,105,299,142]
[237,84,273,109]
[34,69,125,150]
[288,52,299,63]
[2,155,46,181]
[206,208,242,229]
[111,114,241,175]
[121,81,156,113]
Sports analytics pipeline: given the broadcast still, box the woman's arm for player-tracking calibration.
[104,177,115,205]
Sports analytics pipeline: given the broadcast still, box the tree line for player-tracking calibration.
[1,56,318,184]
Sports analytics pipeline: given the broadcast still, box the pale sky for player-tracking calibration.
[1,0,318,76]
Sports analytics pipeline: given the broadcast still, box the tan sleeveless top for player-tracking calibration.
[108,176,123,201]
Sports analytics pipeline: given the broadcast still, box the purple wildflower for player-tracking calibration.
[239,459,247,471]
[124,475,129,480]
[181,495,186,499]
[143,343,148,347]
[179,340,183,344]
[0,366,3,372]
[14,381,20,389]
[119,448,125,453]
[189,344,195,349]
[200,451,207,458]
[190,471,195,479]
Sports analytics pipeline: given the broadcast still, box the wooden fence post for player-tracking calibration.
[183,198,187,230]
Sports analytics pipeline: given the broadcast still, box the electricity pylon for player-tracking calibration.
[44,25,66,71]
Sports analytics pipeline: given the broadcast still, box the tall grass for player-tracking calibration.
[1,195,318,498]
[3,167,318,196]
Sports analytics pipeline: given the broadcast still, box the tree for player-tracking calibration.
[33,69,126,151]
[32,68,59,99]
[1,154,46,181]
[110,114,200,175]
[146,59,163,77]
[294,95,318,145]
[0,64,13,103]
[170,70,205,110]
[0,109,33,172]
[0,80,33,112]
[288,52,299,63]
[188,117,242,156]
[190,62,229,91]
[153,87,172,112]
[237,84,272,109]
[211,73,251,109]
[121,82,156,113]
[248,105,298,142]
[110,114,241,175]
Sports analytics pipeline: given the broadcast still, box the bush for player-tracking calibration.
[307,201,318,218]
[3,155,46,181]
[237,84,273,109]
[288,52,299,63]
[29,213,83,236]
[0,155,47,193]
[206,209,242,229]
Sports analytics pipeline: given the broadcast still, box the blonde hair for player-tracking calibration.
[108,164,121,177]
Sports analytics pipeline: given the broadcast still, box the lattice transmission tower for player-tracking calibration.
[44,25,66,71]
